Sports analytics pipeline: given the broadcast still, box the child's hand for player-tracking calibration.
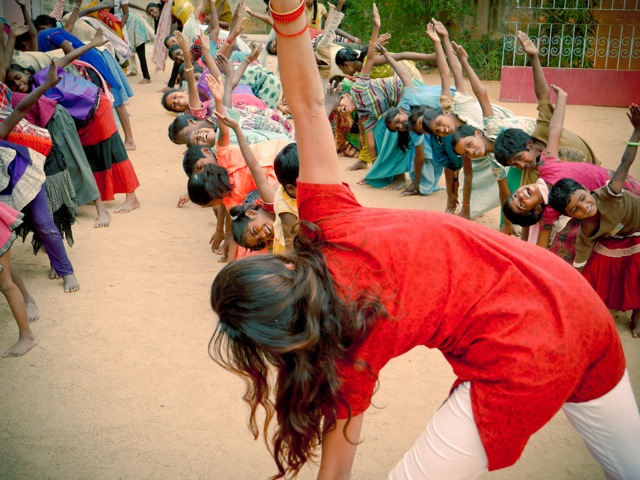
[91,28,108,47]
[627,103,640,130]
[445,192,458,213]
[214,53,234,77]
[374,42,388,55]
[199,32,210,53]
[229,18,245,39]
[377,32,391,46]
[550,84,567,98]
[10,23,29,38]
[451,41,468,62]
[234,0,245,18]
[174,30,190,51]
[425,23,440,43]
[76,0,84,7]
[43,60,62,89]
[213,110,240,131]
[206,73,224,101]
[372,3,381,28]
[431,18,448,38]
[244,5,253,16]
[517,31,538,57]
[210,230,225,251]
[14,0,27,8]
[177,193,190,207]
[246,42,263,63]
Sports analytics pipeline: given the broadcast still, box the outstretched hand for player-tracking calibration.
[43,60,63,89]
[431,18,448,38]
[627,103,640,130]
[377,32,391,46]
[199,32,210,53]
[246,42,263,63]
[550,84,567,98]
[213,110,240,131]
[14,0,27,8]
[174,30,190,51]
[425,23,440,43]
[10,22,29,37]
[91,28,108,47]
[214,53,234,77]
[229,18,245,39]
[517,31,538,57]
[372,3,380,28]
[324,81,342,117]
[205,73,225,101]
[374,42,388,55]
[451,41,468,62]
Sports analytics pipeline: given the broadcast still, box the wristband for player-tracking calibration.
[73,5,81,10]
[462,203,470,207]
[269,0,306,24]
[183,66,194,72]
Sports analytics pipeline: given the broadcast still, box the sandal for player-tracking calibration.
[342,143,360,158]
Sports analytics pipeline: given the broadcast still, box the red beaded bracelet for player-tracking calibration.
[273,22,309,38]
[269,0,306,24]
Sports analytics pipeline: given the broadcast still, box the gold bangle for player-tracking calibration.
[183,66,194,73]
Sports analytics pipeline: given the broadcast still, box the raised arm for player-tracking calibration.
[200,32,222,78]
[244,5,274,27]
[214,54,235,107]
[55,29,108,69]
[425,23,451,95]
[218,19,244,58]
[517,31,549,101]
[452,41,493,117]
[3,24,30,74]
[214,111,276,204]
[230,42,263,88]
[270,0,340,184]
[360,3,381,77]
[208,0,221,42]
[432,18,465,94]
[545,84,566,157]
[175,31,202,111]
[609,104,640,194]
[227,0,244,32]
[374,41,411,87]
[14,0,38,52]
[64,0,85,33]
[0,61,61,139]
[205,73,230,146]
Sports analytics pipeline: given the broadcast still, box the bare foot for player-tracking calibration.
[138,78,151,84]
[26,300,39,323]
[218,253,228,263]
[384,178,408,191]
[127,71,137,77]
[95,209,111,228]
[114,194,141,213]
[49,266,60,279]
[124,140,137,151]
[3,334,37,357]
[63,274,80,293]
[400,183,422,197]
[347,159,368,171]
[357,177,367,185]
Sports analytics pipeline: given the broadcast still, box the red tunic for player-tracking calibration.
[297,182,624,471]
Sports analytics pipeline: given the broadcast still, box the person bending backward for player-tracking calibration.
[208,1,640,479]
[548,103,640,338]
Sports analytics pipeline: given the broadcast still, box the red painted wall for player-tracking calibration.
[500,67,640,107]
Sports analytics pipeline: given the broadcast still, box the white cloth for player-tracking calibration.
[389,372,640,480]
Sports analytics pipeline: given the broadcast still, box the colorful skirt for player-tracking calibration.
[582,235,640,312]
[0,202,23,257]
[76,94,140,201]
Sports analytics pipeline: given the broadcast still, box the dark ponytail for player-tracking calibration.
[210,222,387,479]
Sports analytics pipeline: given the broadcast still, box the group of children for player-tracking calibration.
[1,0,146,356]
[156,0,640,339]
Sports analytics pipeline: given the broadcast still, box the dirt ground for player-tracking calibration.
[1,43,639,480]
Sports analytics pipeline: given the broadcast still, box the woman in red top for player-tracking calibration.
[209,1,640,479]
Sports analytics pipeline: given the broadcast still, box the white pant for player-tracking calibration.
[389,371,640,480]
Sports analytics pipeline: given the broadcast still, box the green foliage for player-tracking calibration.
[456,30,504,81]
[340,0,474,62]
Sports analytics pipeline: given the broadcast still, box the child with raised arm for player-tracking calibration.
[208,1,640,479]
[502,86,640,257]
[549,103,640,337]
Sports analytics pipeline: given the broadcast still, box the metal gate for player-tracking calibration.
[502,0,640,71]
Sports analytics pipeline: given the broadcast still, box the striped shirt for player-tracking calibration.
[351,74,403,132]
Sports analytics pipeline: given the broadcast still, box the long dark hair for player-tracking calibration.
[209,223,387,479]
[335,46,366,66]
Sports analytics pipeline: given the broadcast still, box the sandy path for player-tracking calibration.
[1,50,638,479]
